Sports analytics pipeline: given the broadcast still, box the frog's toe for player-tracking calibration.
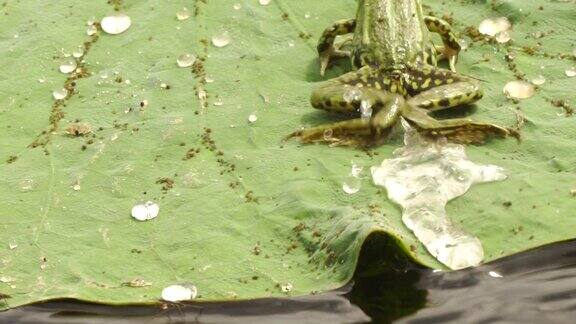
[319,52,331,77]
[434,45,459,72]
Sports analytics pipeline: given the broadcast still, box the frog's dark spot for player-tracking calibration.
[503,201,512,207]
[437,98,450,107]
[317,42,329,53]
[6,155,17,164]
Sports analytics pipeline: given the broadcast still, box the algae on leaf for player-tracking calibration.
[1,0,576,309]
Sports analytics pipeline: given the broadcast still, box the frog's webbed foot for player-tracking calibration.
[425,16,461,72]
[317,19,356,76]
[402,105,519,144]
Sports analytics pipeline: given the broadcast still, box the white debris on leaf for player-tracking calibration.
[280,282,293,292]
[371,120,508,270]
[161,284,198,302]
[503,80,535,99]
[131,201,159,221]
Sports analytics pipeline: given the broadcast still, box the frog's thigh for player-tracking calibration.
[407,81,483,112]
[310,67,377,113]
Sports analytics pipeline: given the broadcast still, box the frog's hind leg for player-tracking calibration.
[404,66,483,112]
[402,105,518,144]
[317,19,356,76]
[424,16,461,72]
[286,68,402,146]
[402,67,518,143]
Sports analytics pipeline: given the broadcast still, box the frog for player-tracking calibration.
[286,0,518,146]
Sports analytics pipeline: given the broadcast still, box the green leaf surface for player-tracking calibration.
[1,0,575,309]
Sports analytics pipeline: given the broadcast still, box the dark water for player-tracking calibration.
[2,238,576,323]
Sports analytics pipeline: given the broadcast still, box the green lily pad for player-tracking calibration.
[1,0,575,309]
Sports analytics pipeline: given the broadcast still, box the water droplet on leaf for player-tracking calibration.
[101,13,132,35]
[342,176,361,195]
[176,7,191,21]
[495,30,511,43]
[72,47,84,58]
[86,24,97,36]
[531,75,546,85]
[478,17,511,37]
[59,59,77,74]
[248,113,258,123]
[212,31,231,48]
[177,53,196,68]
[52,88,68,100]
[131,201,159,221]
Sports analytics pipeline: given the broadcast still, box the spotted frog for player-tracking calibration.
[287,0,518,146]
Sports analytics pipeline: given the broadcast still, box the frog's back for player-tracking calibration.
[353,0,429,69]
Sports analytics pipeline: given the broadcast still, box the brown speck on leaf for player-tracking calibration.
[156,177,175,191]
[66,122,92,137]
[121,278,152,288]
[292,223,307,233]
[252,243,261,256]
